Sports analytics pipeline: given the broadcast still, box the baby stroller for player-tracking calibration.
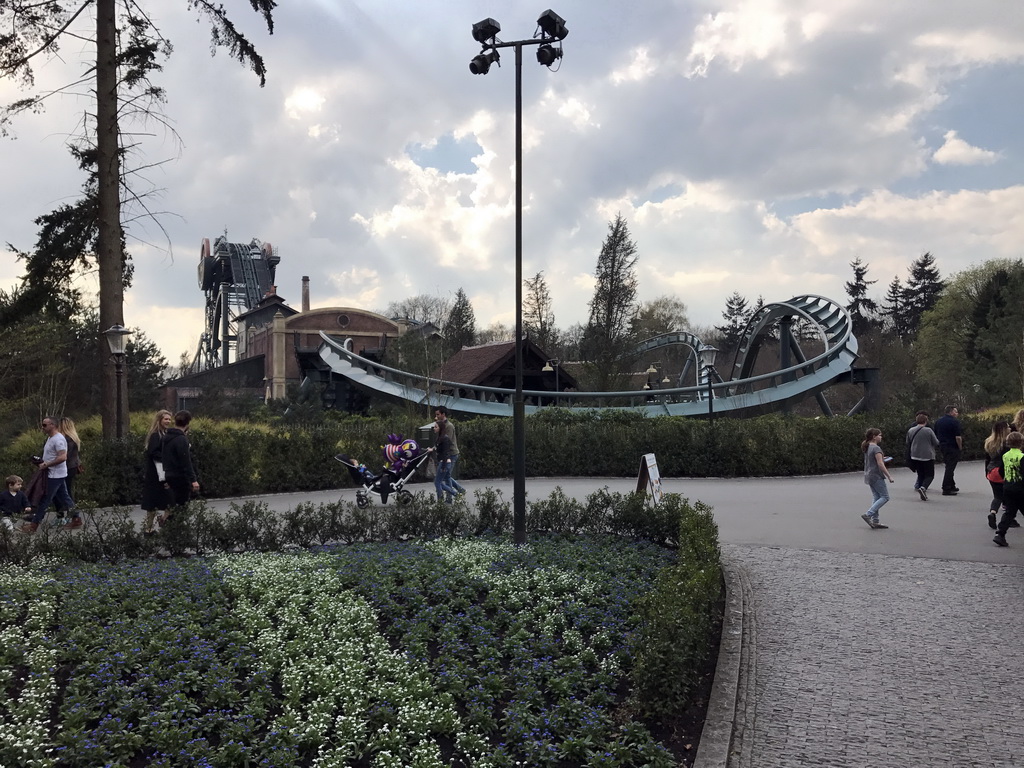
[335,451,432,508]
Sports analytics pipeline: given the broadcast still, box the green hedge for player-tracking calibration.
[0,409,995,507]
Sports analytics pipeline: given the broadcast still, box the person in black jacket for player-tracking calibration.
[141,409,173,534]
[160,410,199,524]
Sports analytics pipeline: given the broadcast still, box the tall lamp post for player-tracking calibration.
[542,359,561,404]
[470,10,568,545]
[699,344,718,421]
[104,324,132,439]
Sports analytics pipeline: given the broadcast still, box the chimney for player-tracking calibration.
[301,276,310,312]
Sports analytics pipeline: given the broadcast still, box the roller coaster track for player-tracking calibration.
[314,294,864,417]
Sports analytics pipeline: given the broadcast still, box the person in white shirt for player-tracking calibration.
[21,416,75,534]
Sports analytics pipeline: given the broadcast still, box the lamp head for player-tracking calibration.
[104,324,132,356]
[537,9,568,40]
[646,363,658,375]
[699,344,719,369]
[470,49,500,75]
[472,17,501,44]
[542,362,553,372]
[536,43,563,67]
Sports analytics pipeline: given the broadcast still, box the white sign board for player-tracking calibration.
[636,453,664,505]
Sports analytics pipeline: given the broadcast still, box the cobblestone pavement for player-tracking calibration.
[725,543,1024,768]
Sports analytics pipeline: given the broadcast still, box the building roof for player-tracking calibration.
[434,339,578,389]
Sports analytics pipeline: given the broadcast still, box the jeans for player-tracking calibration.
[32,476,75,524]
[434,459,456,502]
[448,455,466,495]
[941,447,960,491]
[867,476,890,518]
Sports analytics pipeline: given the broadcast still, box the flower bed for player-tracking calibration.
[0,536,696,767]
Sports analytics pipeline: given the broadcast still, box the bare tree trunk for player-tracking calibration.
[96,0,126,439]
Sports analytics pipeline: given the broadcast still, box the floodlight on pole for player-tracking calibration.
[472,18,501,44]
[537,9,568,39]
[536,44,562,67]
[470,49,500,75]
[467,11,567,546]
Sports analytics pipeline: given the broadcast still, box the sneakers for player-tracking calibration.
[989,512,998,530]
[19,522,38,534]
[941,490,958,496]
[61,517,83,530]
[917,487,927,501]
[872,521,889,529]
[1010,519,1022,529]
[861,513,875,529]
[994,533,1008,547]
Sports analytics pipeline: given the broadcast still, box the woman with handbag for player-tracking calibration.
[140,410,173,535]
[906,413,939,501]
[984,420,1014,530]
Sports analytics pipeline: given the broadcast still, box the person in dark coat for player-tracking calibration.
[934,405,963,495]
[160,410,199,524]
[141,409,173,534]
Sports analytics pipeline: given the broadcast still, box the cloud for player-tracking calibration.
[2,0,1024,369]
[933,130,1000,166]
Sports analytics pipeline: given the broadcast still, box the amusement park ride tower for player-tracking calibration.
[192,234,279,372]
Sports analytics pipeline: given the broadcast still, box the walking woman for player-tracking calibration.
[984,420,1014,530]
[862,428,894,529]
[906,413,939,501]
[141,409,173,534]
[1013,409,1024,434]
[55,416,84,529]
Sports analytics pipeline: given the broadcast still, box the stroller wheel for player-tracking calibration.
[356,492,370,509]
[396,490,414,506]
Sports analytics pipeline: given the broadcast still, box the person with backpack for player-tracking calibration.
[993,430,1024,547]
[906,412,939,501]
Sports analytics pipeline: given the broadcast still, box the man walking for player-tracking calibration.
[21,416,75,533]
[934,405,963,496]
[434,406,466,496]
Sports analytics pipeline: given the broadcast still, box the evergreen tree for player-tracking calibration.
[716,292,749,353]
[904,252,945,338]
[844,257,879,337]
[880,276,912,341]
[443,288,476,357]
[523,271,556,354]
[582,214,639,384]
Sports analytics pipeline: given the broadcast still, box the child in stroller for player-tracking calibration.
[335,434,430,508]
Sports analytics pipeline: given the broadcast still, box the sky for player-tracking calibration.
[1,0,1023,367]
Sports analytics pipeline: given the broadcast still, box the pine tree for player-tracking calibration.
[880,276,912,341]
[583,213,639,372]
[523,271,556,354]
[716,292,749,353]
[844,257,879,337]
[904,252,945,338]
[443,288,476,357]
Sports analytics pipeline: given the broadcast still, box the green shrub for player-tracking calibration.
[631,496,722,718]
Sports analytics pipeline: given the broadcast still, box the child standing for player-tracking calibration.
[0,475,32,531]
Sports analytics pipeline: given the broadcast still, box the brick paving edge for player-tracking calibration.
[693,557,752,768]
